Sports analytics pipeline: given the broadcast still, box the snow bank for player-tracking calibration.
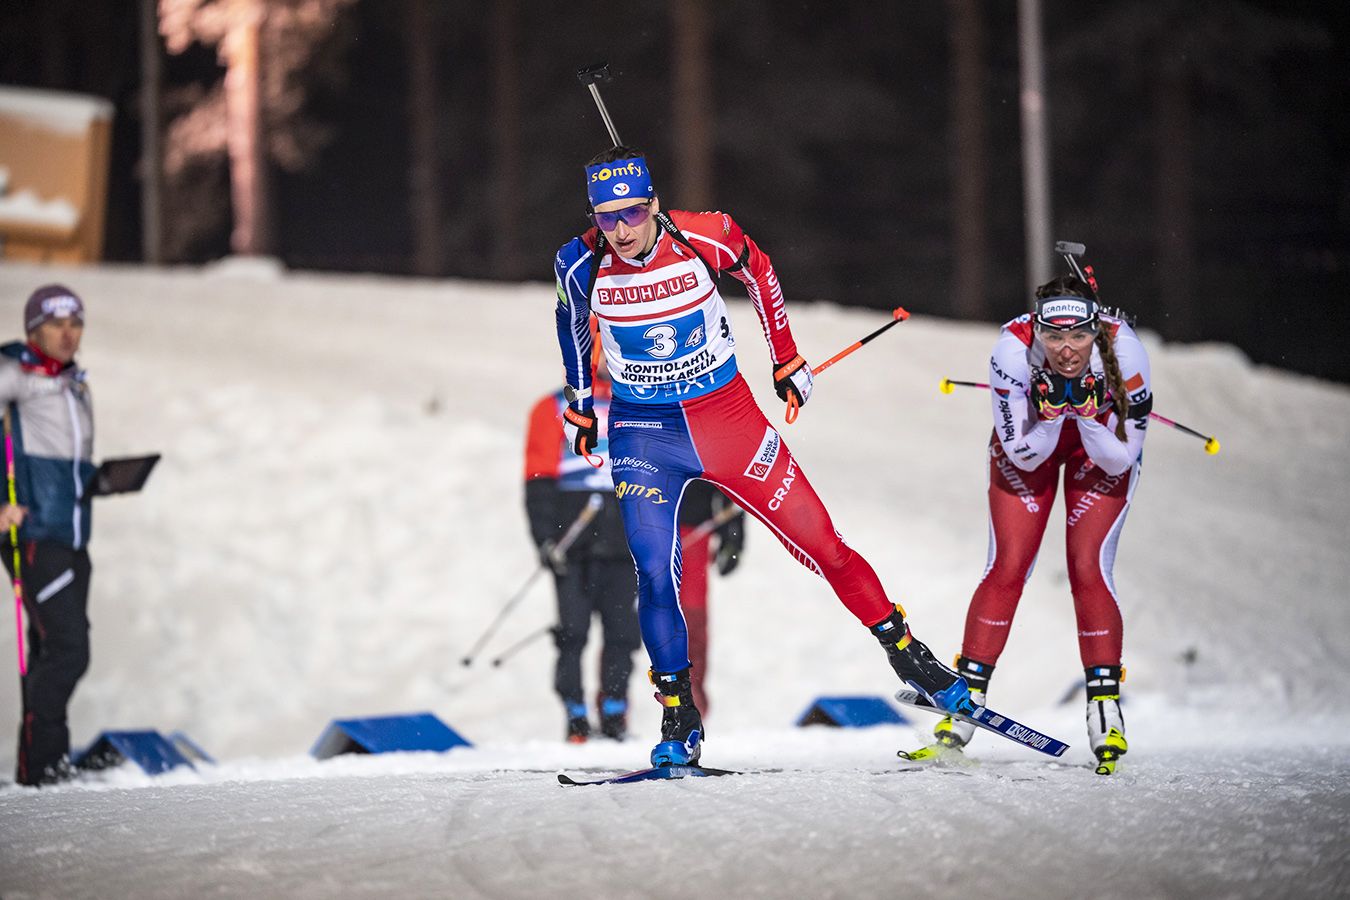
[0,261,1345,773]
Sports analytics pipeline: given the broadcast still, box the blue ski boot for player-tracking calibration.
[649,667,703,767]
[598,695,629,741]
[870,606,975,715]
[933,656,994,748]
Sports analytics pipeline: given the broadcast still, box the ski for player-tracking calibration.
[557,764,740,786]
[893,689,1070,757]
[896,743,965,763]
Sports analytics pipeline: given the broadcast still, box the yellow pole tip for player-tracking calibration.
[1204,438,1220,455]
[939,379,954,394]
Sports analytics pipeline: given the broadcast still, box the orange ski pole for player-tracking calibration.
[786,307,910,423]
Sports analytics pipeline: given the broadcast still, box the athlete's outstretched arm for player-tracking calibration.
[553,237,597,412]
[681,211,799,366]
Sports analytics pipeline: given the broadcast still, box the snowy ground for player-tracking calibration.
[0,261,1348,898]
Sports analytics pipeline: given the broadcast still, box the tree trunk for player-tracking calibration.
[490,0,522,278]
[947,0,988,320]
[671,0,714,211]
[1154,65,1194,339]
[222,2,268,256]
[407,0,443,277]
[1017,0,1053,298]
[139,0,163,264]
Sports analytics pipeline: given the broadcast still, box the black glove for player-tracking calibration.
[773,355,814,406]
[539,539,566,575]
[714,514,744,576]
[1066,372,1107,418]
[562,407,599,456]
[1030,367,1071,421]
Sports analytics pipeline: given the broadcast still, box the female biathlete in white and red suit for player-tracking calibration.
[554,146,973,767]
[930,275,1151,774]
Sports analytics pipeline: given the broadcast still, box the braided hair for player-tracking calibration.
[1034,276,1129,440]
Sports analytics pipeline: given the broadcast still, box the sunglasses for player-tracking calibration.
[589,201,653,232]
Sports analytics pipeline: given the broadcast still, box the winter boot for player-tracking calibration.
[870,605,974,715]
[933,656,994,749]
[649,667,703,767]
[564,702,590,744]
[598,695,629,741]
[1085,665,1128,774]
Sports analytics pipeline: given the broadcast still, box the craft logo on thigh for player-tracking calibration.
[767,456,798,511]
[744,427,781,482]
[615,481,670,505]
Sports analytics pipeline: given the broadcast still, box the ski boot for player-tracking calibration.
[870,605,975,715]
[649,667,703,767]
[18,756,76,788]
[564,702,590,744]
[933,656,994,749]
[1085,665,1128,775]
[598,695,629,741]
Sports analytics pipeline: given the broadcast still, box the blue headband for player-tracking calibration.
[585,157,654,208]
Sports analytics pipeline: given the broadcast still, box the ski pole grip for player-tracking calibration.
[576,63,613,85]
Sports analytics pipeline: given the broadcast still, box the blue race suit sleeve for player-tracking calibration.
[554,235,597,413]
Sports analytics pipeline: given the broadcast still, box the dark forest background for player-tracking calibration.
[2,0,1346,381]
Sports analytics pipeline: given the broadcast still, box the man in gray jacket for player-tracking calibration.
[1,284,96,786]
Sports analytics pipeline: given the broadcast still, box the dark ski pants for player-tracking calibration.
[552,555,640,708]
[3,541,92,785]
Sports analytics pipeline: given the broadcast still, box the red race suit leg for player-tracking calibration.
[961,430,1061,665]
[678,522,711,712]
[1061,439,1140,668]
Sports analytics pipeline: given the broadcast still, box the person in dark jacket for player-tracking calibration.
[524,356,640,742]
[675,480,744,715]
[1,284,96,786]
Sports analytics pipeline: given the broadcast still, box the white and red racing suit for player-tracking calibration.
[964,314,1152,669]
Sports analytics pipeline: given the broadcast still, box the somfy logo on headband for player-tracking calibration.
[586,157,654,208]
[589,161,643,183]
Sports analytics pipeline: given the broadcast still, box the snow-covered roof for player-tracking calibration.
[0,84,114,135]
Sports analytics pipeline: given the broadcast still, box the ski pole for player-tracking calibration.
[785,306,911,424]
[577,63,623,147]
[1144,411,1222,454]
[3,410,25,676]
[938,378,1221,454]
[461,492,605,667]
[490,624,559,668]
[681,499,743,548]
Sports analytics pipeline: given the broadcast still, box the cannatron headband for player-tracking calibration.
[1034,294,1098,332]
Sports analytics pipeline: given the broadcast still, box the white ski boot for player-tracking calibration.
[1086,664,1128,775]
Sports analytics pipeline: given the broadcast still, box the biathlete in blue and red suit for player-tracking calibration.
[553,146,974,767]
